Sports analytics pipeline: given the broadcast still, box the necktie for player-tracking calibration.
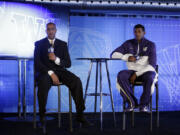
[50,40,54,47]
[49,40,54,53]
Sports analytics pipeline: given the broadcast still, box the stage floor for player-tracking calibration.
[0,111,180,135]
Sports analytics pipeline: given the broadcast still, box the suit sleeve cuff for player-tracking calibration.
[54,57,60,65]
[48,70,54,76]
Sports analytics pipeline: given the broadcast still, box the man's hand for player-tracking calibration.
[128,56,136,62]
[50,73,60,85]
[48,53,56,61]
[129,73,137,84]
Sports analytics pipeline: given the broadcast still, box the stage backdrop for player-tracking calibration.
[69,15,180,112]
[0,1,180,113]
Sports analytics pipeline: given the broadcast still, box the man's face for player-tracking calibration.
[46,24,57,39]
[134,28,145,41]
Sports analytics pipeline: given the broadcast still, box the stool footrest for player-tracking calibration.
[129,109,158,113]
[46,109,59,112]
[133,83,143,86]
[86,93,110,96]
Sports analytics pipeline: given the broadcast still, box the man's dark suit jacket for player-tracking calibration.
[34,37,71,79]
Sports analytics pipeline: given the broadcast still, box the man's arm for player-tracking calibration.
[110,41,134,61]
[48,42,71,68]
[34,42,50,74]
[135,43,157,77]
[59,44,71,68]
[35,41,60,85]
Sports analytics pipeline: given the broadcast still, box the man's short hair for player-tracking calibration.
[46,22,56,28]
[134,24,145,32]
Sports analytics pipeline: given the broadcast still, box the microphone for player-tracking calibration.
[48,46,54,53]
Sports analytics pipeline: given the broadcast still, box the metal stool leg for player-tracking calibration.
[131,86,135,128]
[69,90,73,132]
[150,96,153,131]
[156,83,159,128]
[123,100,126,131]
[94,61,99,113]
[23,59,27,119]
[84,61,93,102]
[33,85,37,128]
[18,59,21,118]
[105,61,116,127]
[99,62,103,131]
[58,86,61,128]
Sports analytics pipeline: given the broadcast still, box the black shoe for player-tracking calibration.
[139,106,150,113]
[135,104,139,109]
[37,121,46,128]
[124,106,135,112]
[124,102,139,112]
[76,114,93,127]
[38,117,47,134]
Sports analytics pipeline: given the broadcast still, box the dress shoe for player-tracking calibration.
[76,113,93,127]
[139,106,150,113]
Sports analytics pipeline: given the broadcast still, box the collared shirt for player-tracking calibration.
[47,37,61,76]
[48,38,56,46]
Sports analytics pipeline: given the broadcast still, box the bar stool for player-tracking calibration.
[122,65,159,132]
[33,79,73,132]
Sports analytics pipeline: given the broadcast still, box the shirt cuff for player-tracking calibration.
[48,70,54,76]
[111,52,123,59]
[54,57,60,65]
[121,54,133,61]
[135,71,141,77]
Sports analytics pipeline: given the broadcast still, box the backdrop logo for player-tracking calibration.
[157,44,180,105]
[0,2,55,57]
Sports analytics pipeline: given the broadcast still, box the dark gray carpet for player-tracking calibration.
[0,111,180,135]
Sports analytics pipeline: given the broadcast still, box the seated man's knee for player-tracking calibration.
[117,70,129,81]
[76,76,81,83]
[143,71,156,82]
[38,74,52,86]
[72,75,81,85]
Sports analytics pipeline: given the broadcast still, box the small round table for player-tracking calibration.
[0,56,33,118]
[76,58,121,130]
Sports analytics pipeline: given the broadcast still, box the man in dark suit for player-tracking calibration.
[34,22,91,127]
